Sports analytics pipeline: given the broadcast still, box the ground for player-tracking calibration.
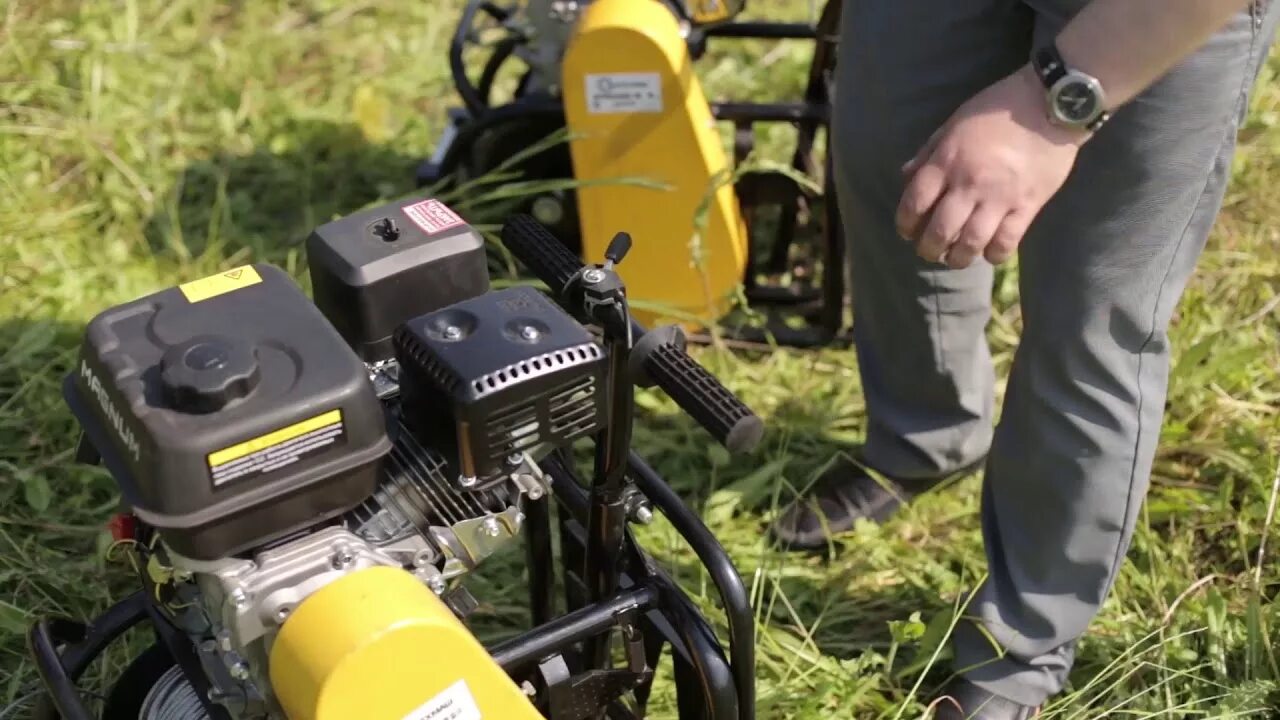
[1,1,1279,718]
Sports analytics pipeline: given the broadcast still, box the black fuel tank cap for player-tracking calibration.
[161,335,260,413]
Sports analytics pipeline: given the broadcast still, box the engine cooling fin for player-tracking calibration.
[345,420,509,545]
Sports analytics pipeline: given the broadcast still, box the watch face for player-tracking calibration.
[1054,79,1100,124]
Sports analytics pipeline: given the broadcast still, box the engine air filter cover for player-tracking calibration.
[394,286,606,479]
[306,196,490,362]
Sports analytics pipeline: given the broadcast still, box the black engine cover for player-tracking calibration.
[394,286,607,480]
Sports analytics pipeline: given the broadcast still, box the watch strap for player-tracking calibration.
[1086,110,1111,133]
[1031,44,1068,90]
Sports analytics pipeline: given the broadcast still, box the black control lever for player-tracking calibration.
[604,231,632,267]
[500,215,765,455]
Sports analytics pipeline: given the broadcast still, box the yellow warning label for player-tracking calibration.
[208,410,345,485]
[179,265,263,303]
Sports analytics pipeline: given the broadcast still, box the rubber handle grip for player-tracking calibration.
[500,213,585,295]
[499,214,765,454]
[639,342,764,454]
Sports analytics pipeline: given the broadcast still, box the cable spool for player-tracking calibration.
[138,667,208,720]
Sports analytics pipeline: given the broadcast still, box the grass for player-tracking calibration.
[1,0,1279,717]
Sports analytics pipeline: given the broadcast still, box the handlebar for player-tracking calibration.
[499,214,764,455]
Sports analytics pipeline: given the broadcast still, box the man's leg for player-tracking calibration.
[952,1,1279,705]
[772,0,1033,547]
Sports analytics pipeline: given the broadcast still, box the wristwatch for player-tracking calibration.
[1031,43,1111,133]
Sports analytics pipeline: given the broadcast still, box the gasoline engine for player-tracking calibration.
[29,197,763,720]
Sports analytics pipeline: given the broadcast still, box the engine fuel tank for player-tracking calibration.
[65,263,391,560]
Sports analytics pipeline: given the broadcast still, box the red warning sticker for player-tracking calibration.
[402,199,466,235]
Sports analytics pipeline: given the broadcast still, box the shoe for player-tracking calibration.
[929,678,1041,719]
[770,454,984,550]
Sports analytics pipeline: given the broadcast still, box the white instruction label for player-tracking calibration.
[585,72,663,114]
[403,679,482,720]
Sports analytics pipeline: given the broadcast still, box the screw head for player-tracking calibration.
[443,325,462,340]
[519,324,540,341]
[458,475,478,489]
[229,661,251,681]
[229,588,249,608]
[413,550,433,568]
[526,484,544,501]
[331,548,355,569]
[582,268,605,284]
[482,517,502,537]
[428,575,446,594]
[633,506,654,525]
[274,606,291,623]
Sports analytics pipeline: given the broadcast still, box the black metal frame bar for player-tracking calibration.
[577,271,639,669]
[28,592,149,720]
[491,585,658,672]
[541,450,749,720]
[704,0,848,349]
[703,21,815,39]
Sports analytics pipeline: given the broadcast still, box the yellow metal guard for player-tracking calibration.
[562,0,748,326]
[269,566,542,720]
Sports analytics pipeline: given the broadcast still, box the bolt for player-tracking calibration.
[428,575,446,594]
[632,506,654,525]
[229,661,251,681]
[506,453,524,467]
[274,606,291,623]
[482,516,502,538]
[443,325,462,340]
[331,547,355,570]
[526,483,544,501]
[413,550,433,568]
[582,268,605,284]
[229,588,248,609]
[521,680,537,697]
[458,475,478,489]
[519,324,540,341]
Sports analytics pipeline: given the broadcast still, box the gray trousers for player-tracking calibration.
[830,0,1279,705]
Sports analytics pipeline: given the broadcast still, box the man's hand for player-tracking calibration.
[895,0,1254,269]
[896,66,1089,269]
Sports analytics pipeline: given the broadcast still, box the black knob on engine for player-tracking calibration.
[161,336,260,413]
